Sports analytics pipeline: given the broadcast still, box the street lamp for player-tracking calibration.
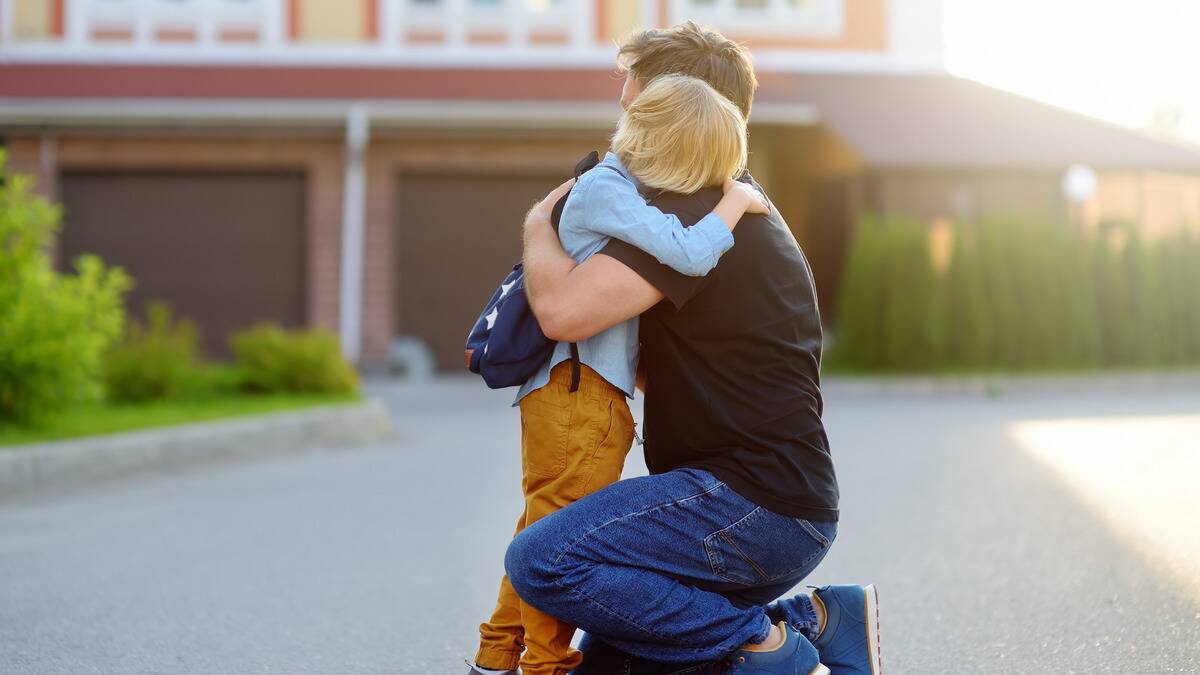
[1062,163,1098,230]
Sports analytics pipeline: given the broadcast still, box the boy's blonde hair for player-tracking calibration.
[611,74,748,195]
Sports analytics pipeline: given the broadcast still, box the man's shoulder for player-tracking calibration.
[645,171,764,223]
[645,187,721,226]
[601,174,783,309]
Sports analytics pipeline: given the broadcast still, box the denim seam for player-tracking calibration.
[558,575,757,660]
[721,529,771,582]
[704,506,769,583]
[793,518,831,549]
[558,580,695,648]
[549,477,727,569]
[705,509,829,585]
[546,477,731,648]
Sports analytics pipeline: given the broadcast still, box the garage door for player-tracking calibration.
[60,171,306,358]
[395,172,563,370]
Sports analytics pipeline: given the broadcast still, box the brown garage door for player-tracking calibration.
[395,172,563,370]
[59,171,306,358]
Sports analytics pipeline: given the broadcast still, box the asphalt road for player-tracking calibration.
[2,377,1198,674]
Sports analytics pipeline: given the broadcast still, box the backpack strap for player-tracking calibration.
[569,342,582,393]
[556,150,601,394]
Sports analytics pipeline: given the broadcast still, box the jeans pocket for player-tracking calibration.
[519,393,571,478]
[704,506,833,585]
[570,397,634,500]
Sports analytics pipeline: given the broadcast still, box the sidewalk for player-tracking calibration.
[0,400,393,500]
[821,369,1200,397]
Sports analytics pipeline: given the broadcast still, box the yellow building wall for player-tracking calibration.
[296,0,367,43]
[1094,172,1141,226]
[1141,171,1200,237]
[1094,171,1200,237]
[599,0,642,44]
[13,0,53,40]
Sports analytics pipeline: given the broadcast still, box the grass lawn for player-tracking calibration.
[0,390,363,447]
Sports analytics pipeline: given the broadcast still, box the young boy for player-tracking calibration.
[470,75,768,675]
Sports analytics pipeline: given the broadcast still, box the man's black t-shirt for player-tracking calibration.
[600,178,839,521]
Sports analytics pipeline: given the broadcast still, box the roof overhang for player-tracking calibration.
[3,64,1198,171]
[0,97,819,131]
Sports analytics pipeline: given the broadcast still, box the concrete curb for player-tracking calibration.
[0,399,394,499]
[822,371,1200,397]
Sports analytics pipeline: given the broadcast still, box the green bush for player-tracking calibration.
[833,213,1200,372]
[881,218,944,370]
[832,216,942,371]
[103,302,201,402]
[230,324,359,395]
[0,154,132,422]
[942,223,991,368]
[832,215,889,370]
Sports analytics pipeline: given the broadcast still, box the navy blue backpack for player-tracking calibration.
[464,151,602,391]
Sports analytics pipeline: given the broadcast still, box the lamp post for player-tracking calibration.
[1062,163,1098,230]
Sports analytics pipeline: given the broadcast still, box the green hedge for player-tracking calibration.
[103,302,201,403]
[831,216,1200,372]
[230,324,360,395]
[0,153,131,422]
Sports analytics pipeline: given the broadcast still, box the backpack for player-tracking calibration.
[464,150,602,391]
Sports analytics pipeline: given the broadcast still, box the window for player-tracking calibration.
[680,0,842,38]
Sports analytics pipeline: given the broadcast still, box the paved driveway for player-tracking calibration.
[2,377,1198,674]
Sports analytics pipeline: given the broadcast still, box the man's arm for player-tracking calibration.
[523,179,664,343]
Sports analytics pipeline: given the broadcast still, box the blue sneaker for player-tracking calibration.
[810,585,882,675]
[723,621,830,675]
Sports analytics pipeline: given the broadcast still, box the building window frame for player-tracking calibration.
[671,0,844,39]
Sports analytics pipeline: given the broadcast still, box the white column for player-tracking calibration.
[133,0,153,46]
[66,0,87,46]
[1,0,13,45]
[445,0,467,48]
[573,0,596,51]
[338,105,370,363]
[261,0,285,49]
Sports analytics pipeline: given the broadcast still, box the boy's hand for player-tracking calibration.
[723,178,770,215]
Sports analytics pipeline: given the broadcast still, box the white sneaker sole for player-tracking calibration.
[810,665,832,675]
[863,584,882,675]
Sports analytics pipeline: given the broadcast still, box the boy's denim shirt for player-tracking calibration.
[514,151,734,405]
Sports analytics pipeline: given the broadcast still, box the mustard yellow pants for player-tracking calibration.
[475,361,634,675]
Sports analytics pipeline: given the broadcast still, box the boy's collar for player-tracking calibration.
[601,151,650,195]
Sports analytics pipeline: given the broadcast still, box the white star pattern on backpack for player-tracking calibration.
[484,306,500,330]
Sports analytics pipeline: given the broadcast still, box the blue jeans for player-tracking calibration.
[504,467,837,674]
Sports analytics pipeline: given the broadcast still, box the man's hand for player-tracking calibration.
[523,177,575,246]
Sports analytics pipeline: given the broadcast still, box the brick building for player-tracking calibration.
[2,0,1199,368]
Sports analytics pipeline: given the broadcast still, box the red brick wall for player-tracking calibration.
[359,133,608,364]
[5,135,344,337]
[7,131,615,365]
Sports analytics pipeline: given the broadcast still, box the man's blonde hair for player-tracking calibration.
[611,74,747,195]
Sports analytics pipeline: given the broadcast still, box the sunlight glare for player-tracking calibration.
[1011,414,1200,601]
